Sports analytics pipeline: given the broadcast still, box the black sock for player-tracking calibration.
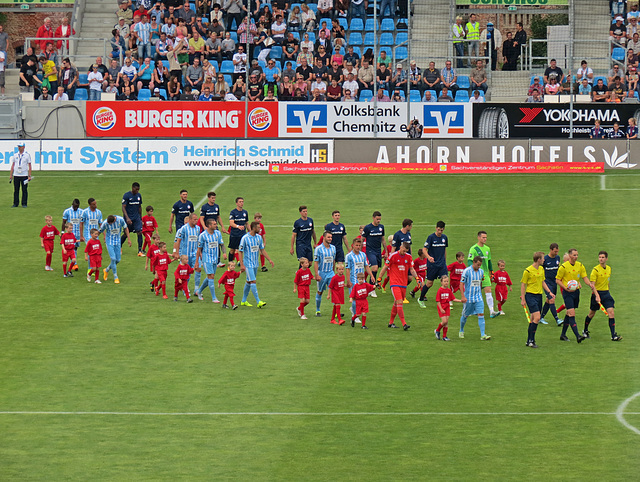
[561,315,569,336]
[541,303,549,318]
[137,233,143,250]
[609,317,616,337]
[120,233,127,246]
[527,323,534,343]
[569,317,580,338]
[229,252,235,262]
[584,315,593,332]
[419,284,429,301]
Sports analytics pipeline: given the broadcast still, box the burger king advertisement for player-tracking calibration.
[86,102,278,138]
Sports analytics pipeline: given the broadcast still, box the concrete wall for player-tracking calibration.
[22,100,87,139]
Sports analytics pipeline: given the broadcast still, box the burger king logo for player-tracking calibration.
[93,107,117,131]
[248,107,271,132]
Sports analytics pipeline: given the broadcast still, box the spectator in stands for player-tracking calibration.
[155,32,170,61]
[579,78,592,96]
[300,32,313,52]
[609,122,624,138]
[301,3,316,31]
[452,16,465,69]
[151,86,166,99]
[179,83,195,100]
[314,56,329,79]
[543,59,564,85]
[608,63,624,85]
[350,0,366,22]
[151,59,168,90]
[118,85,137,100]
[528,76,543,96]
[628,32,640,54]
[377,50,390,68]
[480,22,502,71]
[117,57,138,89]
[316,45,330,67]
[438,86,453,102]
[202,72,216,94]
[41,42,57,65]
[628,65,639,93]
[162,16,177,39]
[221,31,236,61]
[150,16,162,46]
[469,59,488,95]
[311,87,325,101]
[627,48,639,68]
[110,29,127,62]
[180,2,197,27]
[137,56,153,92]
[609,76,626,101]
[282,32,299,63]
[311,72,327,96]
[293,87,306,101]
[317,0,333,19]
[208,16,224,36]
[628,2,640,21]
[327,61,343,83]
[331,18,346,44]
[391,63,407,93]
[592,78,609,102]
[36,17,55,52]
[315,29,332,53]
[279,74,294,100]
[612,0,626,18]
[610,16,627,49]
[422,61,441,97]
[186,57,204,90]
[545,73,562,95]
[246,73,263,100]
[19,56,42,94]
[422,90,435,102]
[105,79,119,95]
[332,45,344,67]
[87,64,104,100]
[440,60,458,96]
[232,44,247,80]
[288,6,302,32]
[117,2,134,24]
[21,47,37,67]
[150,2,164,23]
[167,74,181,100]
[296,56,313,81]
[199,86,213,101]
[576,60,594,86]
[327,76,341,101]
[37,86,52,101]
[343,71,358,98]
[408,60,421,94]
[342,88,354,101]
[264,86,277,101]
[39,54,58,93]
[53,85,69,101]
[202,56,217,79]
[55,17,75,53]
[391,90,402,102]
[196,0,211,18]
[512,22,527,67]
[134,15,153,60]
[106,58,120,87]
[470,89,485,103]
[526,88,542,103]
[627,16,639,38]
[271,15,287,45]
[223,0,246,33]
[59,58,77,100]
[344,45,359,67]
[335,0,349,20]
[188,31,206,63]
[115,17,131,46]
[282,61,296,81]
[214,73,230,98]
[374,87,390,102]
[375,63,390,91]
[362,47,374,65]
[359,57,374,92]
[465,13,480,67]
[232,75,246,99]
[502,32,518,71]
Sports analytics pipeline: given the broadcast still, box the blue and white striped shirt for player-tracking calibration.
[99,216,127,246]
[198,230,224,265]
[345,250,368,284]
[62,207,83,239]
[239,233,264,269]
[175,223,201,257]
[81,208,103,240]
[314,243,336,275]
[461,266,484,303]
[134,21,151,44]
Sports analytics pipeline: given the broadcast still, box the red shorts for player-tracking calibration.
[450,279,461,293]
[331,291,344,305]
[142,231,153,242]
[391,286,406,303]
[88,255,102,268]
[156,270,168,282]
[62,250,75,262]
[495,285,508,302]
[43,240,54,253]
[355,298,369,315]
[297,285,310,300]
[175,279,188,290]
[415,272,426,283]
[438,303,451,318]
[224,287,236,297]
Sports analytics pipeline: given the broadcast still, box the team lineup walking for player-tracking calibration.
[38,183,621,347]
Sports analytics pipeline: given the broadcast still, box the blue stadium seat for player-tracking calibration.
[383,90,389,98]
[457,75,470,89]
[380,18,395,31]
[365,18,375,31]
[428,89,437,99]
[409,90,421,102]
[258,59,267,69]
[202,17,209,24]
[308,3,318,14]
[395,46,408,60]
[359,89,373,101]
[352,46,361,57]
[230,32,238,44]
[291,3,301,12]
[455,90,469,102]
[379,47,391,57]
[380,32,394,46]
[74,88,88,100]
[395,32,408,45]
[612,47,625,62]
[594,75,608,87]
[138,88,151,101]
[224,74,233,86]
[159,88,167,99]
[349,18,364,31]
[270,46,282,59]
[162,60,170,71]
[348,32,363,45]
[292,31,300,41]
[79,73,88,85]
[338,18,348,30]
[319,17,332,28]
[363,32,375,46]
[307,32,316,43]
[220,60,234,73]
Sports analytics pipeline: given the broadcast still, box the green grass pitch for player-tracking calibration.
[1,170,639,480]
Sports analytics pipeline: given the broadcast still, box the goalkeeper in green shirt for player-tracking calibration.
[468,230,499,318]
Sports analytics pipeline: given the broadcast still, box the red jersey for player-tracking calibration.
[147,244,161,262]
[258,222,266,237]
[175,263,194,281]
[294,268,313,287]
[328,274,345,304]
[492,270,512,287]
[218,270,241,289]
[84,238,103,256]
[385,245,393,257]
[448,261,466,281]
[349,282,375,300]
[153,253,173,272]
[40,225,60,241]
[413,257,428,276]
[385,251,413,287]
[60,232,77,252]
[142,215,158,233]
[436,287,454,306]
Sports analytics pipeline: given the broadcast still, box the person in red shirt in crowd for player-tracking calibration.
[349,272,376,329]
[153,241,174,298]
[84,228,103,283]
[40,215,60,271]
[377,242,421,331]
[36,17,55,52]
[447,251,466,294]
[410,248,428,298]
[435,275,461,341]
[218,261,241,309]
[255,212,268,272]
[328,263,346,325]
[146,233,162,291]
[492,259,513,315]
[381,235,393,291]
[55,16,75,51]
[141,205,158,255]
[294,257,313,319]
[60,222,77,278]
[174,254,194,302]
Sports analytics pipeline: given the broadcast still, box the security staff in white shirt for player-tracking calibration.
[9,141,32,207]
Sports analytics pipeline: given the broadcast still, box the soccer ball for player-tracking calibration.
[566,280,579,292]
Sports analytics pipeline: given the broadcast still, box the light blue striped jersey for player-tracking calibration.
[175,223,201,256]
[239,233,264,269]
[198,230,224,264]
[62,207,83,239]
[99,216,127,246]
[81,208,103,240]
[345,250,368,284]
[461,266,484,303]
[314,243,336,274]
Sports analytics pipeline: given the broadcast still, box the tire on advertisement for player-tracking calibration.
[477,107,510,139]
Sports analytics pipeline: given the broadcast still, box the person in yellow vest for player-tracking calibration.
[583,251,622,341]
[465,13,480,67]
[452,16,466,69]
[521,251,556,348]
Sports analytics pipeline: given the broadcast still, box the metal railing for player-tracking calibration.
[24,37,113,67]
[527,38,618,72]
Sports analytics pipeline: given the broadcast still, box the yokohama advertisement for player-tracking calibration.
[473,103,640,139]
[86,101,278,138]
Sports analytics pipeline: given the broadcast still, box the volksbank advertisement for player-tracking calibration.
[0,139,332,171]
[279,102,473,138]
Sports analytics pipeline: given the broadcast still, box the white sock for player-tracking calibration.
[485,292,495,313]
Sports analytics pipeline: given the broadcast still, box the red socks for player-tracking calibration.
[390,304,397,324]
[298,301,308,315]
[46,253,52,266]
[397,306,406,325]
[361,315,367,327]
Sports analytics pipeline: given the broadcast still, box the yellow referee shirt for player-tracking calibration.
[556,261,587,286]
[590,264,611,291]
[521,265,544,294]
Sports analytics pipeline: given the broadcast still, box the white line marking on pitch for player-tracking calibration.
[600,174,640,191]
[195,176,230,210]
[1,411,639,416]
[263,224,640,229]
[616,391,640,435]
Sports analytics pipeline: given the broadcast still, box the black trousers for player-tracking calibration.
[13,176,28,207]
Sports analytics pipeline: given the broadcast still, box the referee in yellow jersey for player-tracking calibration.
[583,251,622,341]
[521,252,555,348]
[556,248,599,343]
